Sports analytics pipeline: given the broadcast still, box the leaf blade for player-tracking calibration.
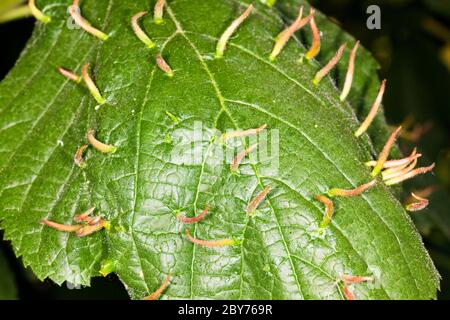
[0,0,439,299]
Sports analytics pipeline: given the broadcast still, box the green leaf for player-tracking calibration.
[0,0,439,299]
[0,247,17,299]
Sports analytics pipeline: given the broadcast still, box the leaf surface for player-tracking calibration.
[0,0,439,299]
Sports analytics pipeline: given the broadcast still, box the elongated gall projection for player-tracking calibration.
[304,11,321,61]
[40,219,81,232]
[131,12,156,48]
[340,41,360,102]
[312,43,347,85]
[215,4,253,58]
[154,0,165,24]
[365,148,419,169]
[221,124,267,141]
[371,126,402,177]
[246,185,272,215]
[355,80,387,137]
[86,129,117,153]
[76,224,101,237]
[69,0,109,41]
[343,285,355,300]
[185,229,238,247]
[341,274,373,300]
[341,274,374,284]
[382,157,419,181]
[58,67,81,83]
[29,0,51,23]
[315,195,334,228]
[270,7,314,61]
[74,145,88,168]
[143,274,172,300]
[156,54,174,77]
[81,63,106,105]
[405,193,429,212]
[385,163,435,186]
[176,207,209,224]
[73,206,96,223]
[230,143,258,172]
[328,179,377,197]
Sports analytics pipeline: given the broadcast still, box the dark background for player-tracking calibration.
[0,0,449,299]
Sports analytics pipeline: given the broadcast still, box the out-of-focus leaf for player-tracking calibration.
[0,247,17,300]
